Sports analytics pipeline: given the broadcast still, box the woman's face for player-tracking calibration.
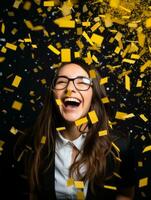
[53,63,93,122]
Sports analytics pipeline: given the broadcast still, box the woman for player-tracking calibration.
[15,59,135,200]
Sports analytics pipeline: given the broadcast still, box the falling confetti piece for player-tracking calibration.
[88,110,99,124]
[125,75,130,91]
[142,146,151,153]
[66,178,74,187]
[104,185,117,190]
[56,127,66,131]
[76,191,85,200]
[139,177,148,188]
[10,126,18,135]
[139,114,148,122]
[43,1,54,7]
[100,77,108,85]
[112,142,120,152]
[12,75,22,87]
[6,43,17,51]
[74,181,84,189]
[41,136,47,144]
[61,49,71,62]
[101,97,110,104]
[98,130,108,136]
[12,100,23,111]
[89,69,96,78]
[75,117,88,126]
[55,99,62,106]
[48,44,60,55]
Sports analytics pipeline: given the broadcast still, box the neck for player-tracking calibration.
[62,122,88,141]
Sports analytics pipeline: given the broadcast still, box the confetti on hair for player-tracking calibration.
[88,110,99,124]
[41,136,47,144]
[104,185,117,190]
[98,130,108,137]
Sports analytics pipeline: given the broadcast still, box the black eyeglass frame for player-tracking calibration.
[52,75,93,91]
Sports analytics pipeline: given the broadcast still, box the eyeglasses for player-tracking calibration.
[52,76,93,91]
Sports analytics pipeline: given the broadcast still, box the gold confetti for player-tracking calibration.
[98,130,108,136]
[88,110,99,124]
[122,58,135,64]
[66,178,74,187]
[43,1,54,7]
[136,79,142,87]
[114,46,121,54]
[0,140,5,151]
[55,99,62,106]
[74,181,84,189]
[139,114,148,122]
[82,31,94,46]
[1,23,5,34]
[23,1,32,10]
[142,146,151,153]
[10,126,18,135]
[61,49,71,62]
[56,127,66,131]
[1,46,7,53]
[110,0,120,8]
[66,90,72,97]
[91,22,101,32]
[145,18,151,28]
[0,57,5,62]
[6,43,17,51]
[138,161,143,167]
[104,185,117,190]
[13,0,22,8]
[100,77,108,85]
[101,97,110,104]
[74,51,80,58]
[48,44,60,55]
[41,136,47,144]
[91,33,104,47]
[89,69,96,78]
[76,191,84,200]
[115,111,128,120]
[12,75,22,87]
[82,21,91,27]
[55,19,75,28]
[139,177,148,187]
[12,100,23,111]
[92,55,99,63]
[140,60,151,72]
[137,32,145,47]
[75,117,88,126]
[112,142,120,152]
[125,75,130,91]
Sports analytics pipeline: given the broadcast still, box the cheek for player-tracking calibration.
[84,90,93,109]
[53,90,62,99]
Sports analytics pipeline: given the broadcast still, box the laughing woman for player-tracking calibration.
[15,59,136,200]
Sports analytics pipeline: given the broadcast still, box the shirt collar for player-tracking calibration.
[56,131,87,151]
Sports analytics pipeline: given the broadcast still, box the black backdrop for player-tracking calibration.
[0,0,151,199]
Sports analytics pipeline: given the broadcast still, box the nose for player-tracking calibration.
[66,80,76,91]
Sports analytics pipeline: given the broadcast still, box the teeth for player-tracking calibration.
[64,97,80,103]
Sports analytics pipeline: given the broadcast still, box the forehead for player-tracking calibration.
[58,63,89,78]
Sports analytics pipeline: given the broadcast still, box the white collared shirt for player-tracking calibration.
[55,132,88,200]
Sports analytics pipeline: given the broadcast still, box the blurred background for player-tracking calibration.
[0,0,150,199]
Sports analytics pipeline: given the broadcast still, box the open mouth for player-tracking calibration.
[63,97,81,108]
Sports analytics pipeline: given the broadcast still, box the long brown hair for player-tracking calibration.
[19,59,118,198]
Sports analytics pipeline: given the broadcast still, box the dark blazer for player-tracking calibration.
[0,134,136,200]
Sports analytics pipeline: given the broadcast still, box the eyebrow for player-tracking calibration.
[57,75,90,79]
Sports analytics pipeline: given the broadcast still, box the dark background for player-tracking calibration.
[0,0,150,199]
